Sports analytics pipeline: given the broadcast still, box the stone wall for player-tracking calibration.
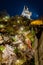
[34,32,43,65]
[39,32,43,65]
[34,36,39,65]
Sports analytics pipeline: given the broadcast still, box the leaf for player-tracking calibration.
[0,46,5,51]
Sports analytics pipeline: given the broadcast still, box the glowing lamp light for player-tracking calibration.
[20,27,24,31]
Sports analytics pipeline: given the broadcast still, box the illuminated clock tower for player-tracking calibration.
[21,6,32,19]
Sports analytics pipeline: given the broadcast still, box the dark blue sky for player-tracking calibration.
[0,0,43,19]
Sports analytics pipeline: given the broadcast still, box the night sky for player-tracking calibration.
[0,0,43,19]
